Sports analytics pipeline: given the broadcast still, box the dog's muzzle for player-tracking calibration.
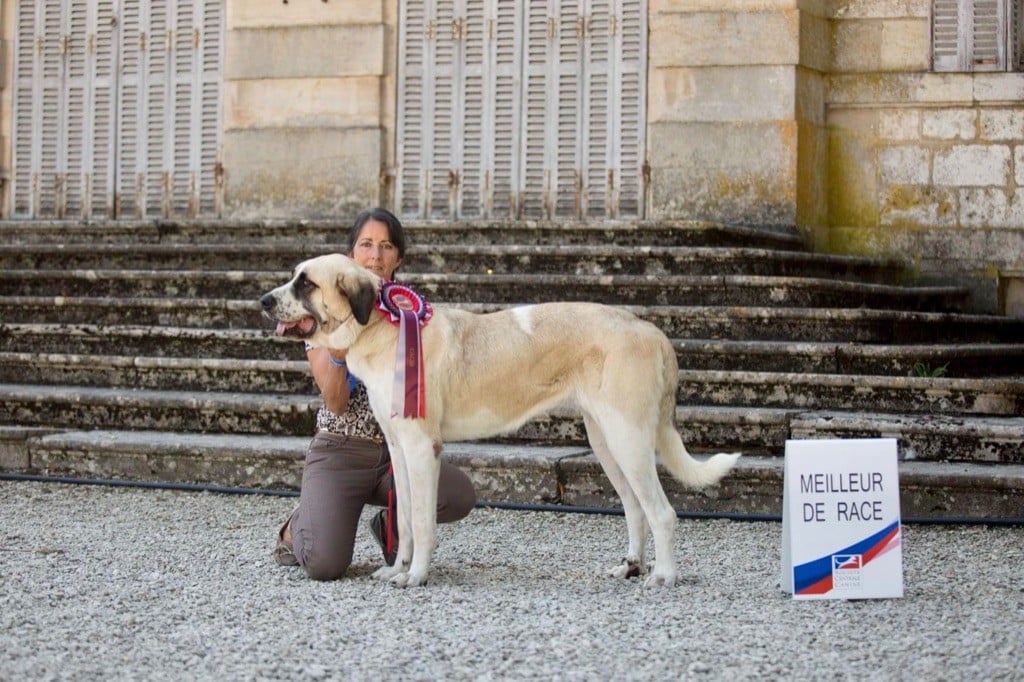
[259,292,317,338]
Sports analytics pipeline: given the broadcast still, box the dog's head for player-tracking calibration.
[260,253,380,349]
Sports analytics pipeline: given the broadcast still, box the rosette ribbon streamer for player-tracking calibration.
[376,281,433,419]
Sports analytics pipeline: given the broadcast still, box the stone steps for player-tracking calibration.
[5,323,1021,375]
[1,218,1021,517]
[4,353,1020,417]
[0,218,805,249]
[5,296,1020,342]
[0,384,317,437]
[0,243,907,283]
[3,429,1021,518]
[672,339,1024,376]
[0,268,964,310]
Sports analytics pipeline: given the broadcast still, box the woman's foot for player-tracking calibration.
[272,516,298,567]
[369,509,398,566]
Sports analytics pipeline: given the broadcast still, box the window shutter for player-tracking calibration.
[396,0,646,221]
[1013,0,1024,68]
[972,0,1005,69]
[116,0,145,217]
[199,0,224,216]
[90,1,119,218]
[519,0,552,219]
[933,0,1014,71]
[395,0,425,218]
[555,1,582,219]
[12,0,44,217]
[490,0,521,218]
[618,0,646,219]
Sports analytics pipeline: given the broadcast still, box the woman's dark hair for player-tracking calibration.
[346,207,407,263]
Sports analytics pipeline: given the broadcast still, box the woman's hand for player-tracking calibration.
[308,347,351,414]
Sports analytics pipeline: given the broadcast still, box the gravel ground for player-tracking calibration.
[1,480,1022,681]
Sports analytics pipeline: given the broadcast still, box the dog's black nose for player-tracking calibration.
[259,293,275,311]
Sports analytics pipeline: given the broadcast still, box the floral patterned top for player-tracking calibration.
[306,343,384,441]
[314,381,384,441]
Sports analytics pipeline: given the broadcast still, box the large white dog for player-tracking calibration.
[260,254,739,588]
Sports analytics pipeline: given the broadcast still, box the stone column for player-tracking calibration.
[646,0,828,238]
[222,1,392,218]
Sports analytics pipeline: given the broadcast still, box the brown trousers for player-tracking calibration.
[288,431,476,580]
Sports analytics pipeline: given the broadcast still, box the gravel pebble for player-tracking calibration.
[2,480,1022,680]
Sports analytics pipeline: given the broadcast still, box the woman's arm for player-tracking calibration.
[308,346,351,414]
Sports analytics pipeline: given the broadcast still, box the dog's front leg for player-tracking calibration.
[371,439,412,583]
[376,428,439,588]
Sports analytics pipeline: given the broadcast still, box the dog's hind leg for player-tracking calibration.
[584,414,648,580]
[597,422,679,588]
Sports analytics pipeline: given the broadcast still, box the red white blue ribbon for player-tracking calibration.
[376,281,432,419]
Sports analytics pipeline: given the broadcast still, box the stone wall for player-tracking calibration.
[222,1,394,218]
[827,1,1024,312]
[646,0,831,230]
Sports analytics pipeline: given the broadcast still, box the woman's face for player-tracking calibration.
[350,218,403,280]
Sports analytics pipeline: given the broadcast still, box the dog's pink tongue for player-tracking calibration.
[275,321,296,336]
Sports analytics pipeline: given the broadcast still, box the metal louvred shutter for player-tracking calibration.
[395,0,425,217]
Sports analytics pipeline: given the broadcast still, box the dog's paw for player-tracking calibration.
[643,570,678,589]
[371,565,403,582]
[608,559,644,579]
[389,571,429,588]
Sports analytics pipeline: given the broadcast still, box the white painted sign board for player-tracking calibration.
[781,438,904,599]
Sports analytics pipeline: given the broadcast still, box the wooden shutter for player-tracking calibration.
[168,0,223,218]
[933,0,1014,71]
[114,0,221,218]
[1013,0,1024,68]
[11,1,62,217]
[12,0,45,217]
[395,0,425,217]
[396,0,646,220]
[618,0,647,219]
[490,0,522,218]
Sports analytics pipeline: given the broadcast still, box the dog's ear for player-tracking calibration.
[338,271,378,326]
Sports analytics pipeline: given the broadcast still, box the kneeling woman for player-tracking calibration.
[273,207,476,579]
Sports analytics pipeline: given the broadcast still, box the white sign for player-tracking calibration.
[781,438,904,600]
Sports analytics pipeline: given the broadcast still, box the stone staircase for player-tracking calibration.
[1,219,1022,519]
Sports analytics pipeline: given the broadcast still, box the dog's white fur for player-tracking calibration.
[261,254,740,588]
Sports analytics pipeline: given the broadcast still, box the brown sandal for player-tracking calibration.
[272,516,299,567]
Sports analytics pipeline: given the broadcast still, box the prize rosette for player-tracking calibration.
[376,281,432,419]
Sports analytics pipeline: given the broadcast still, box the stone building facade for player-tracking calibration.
[1,0,1021,312]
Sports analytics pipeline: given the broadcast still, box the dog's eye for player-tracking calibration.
[296,273,318,291]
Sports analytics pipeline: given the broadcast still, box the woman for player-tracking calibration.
[273,207,476,580]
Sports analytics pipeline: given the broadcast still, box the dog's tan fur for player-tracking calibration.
[261,253,739,588]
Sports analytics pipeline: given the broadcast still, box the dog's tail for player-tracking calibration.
[656,335,740,488]
[658,425,741,489]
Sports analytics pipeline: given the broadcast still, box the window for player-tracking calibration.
[933,0,1023,71]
